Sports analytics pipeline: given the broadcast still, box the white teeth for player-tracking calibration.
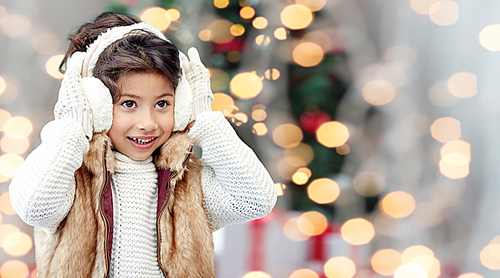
[130,137,155,144]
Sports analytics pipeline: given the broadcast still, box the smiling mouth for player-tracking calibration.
[128,137,157,145]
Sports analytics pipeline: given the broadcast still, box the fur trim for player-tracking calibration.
[83,132,116,175]
[155,130,194,174]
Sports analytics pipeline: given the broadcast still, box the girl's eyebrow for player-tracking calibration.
[119,92,174,99]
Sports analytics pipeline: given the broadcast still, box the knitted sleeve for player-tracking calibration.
[9,119,89,234]
[188,111,277,231]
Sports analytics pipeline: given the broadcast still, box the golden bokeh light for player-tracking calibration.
[32,32,61,55]
[252,17,268,29]
[252,109,267,121]
[264,68,281,80]
[0,109,11,131]
[410,0,437,15]
[280,4,313,30]
[242,271,272,278]
[274,27,287,40]
[430,117,461,143]
[296,0,327,12]
[402,245,435,263]
[0,159,13,179]
[412,256,440,278]
[0,192,16,215]
[394,263,427,278]
[297,211,328,236]
[340,218,375,245]
[479,24,500,52]
[230,72,263,99]
[336,144,350,155]
[362,79,396,106]
[440,140,470,164]
[0,224,19,246]
[214,0,230,9]
[208,19,234,44]
[0,76,5,95]
[296,167,312,180]
[46,54,65,79]
[384,45,417,71]
[293,42,324,67]
[289,268,319,278]
[371,249,403,276]
[139,7,171,32]
[447,71,477,98]
[1,14,31,37]
[480,245,500,270]
[211,93,235,117]
[284,143,314,164]
[302,31,331,52]
[353,171,386,197]
[316,121,349,148]
[166,9,180,21]
[428,81,457,108]
[284,217,310,241]
[380,191,416,218]
[277,157,302,180]
[292,171,309,185]
[3,232,32,257]
[199,29,211,42]
[307,178,340,204]
[439,159,469,179]
[324,256,356,278]
[3,116,33,139]
[255,34,271,46]
[457,274,483,278]
[231,112,248,127]
[252,123,268,136]
[1,136,29,154]
[210,68,230,92]
[272,123,303,148]
[0,260,29,278]
[275,183,285,196]
[230,24,245,36]
[429,1,459,26]
[240,6,255,19]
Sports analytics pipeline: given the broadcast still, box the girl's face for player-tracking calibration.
[107,71,174,161]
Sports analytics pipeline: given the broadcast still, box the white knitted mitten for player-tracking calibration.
[180,47,214,117]
[53,52,93,139]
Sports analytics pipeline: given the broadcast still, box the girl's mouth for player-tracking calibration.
[127,137,157,149]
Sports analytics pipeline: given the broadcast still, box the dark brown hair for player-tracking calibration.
[60,12,181,102]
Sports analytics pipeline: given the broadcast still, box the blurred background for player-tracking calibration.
[1,0,500,277]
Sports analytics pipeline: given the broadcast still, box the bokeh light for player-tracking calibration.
[0,224,19,247]
[296,0,327,12]
[199,29,211,41]
[1,136,30,154]
[362,79,396,106]
[272,123,303,148]
[479,24,500,51]
[447,71,477,98]
[0,192,16,215]
[0,76,5,95]
[430,117,461,143]
[297,211,328,236]
[3,116,33,139]
[457,274,483,278]
[324,256,356,278]
[284,217,310,241]
[284,143,315,164]
[0,109,12,131]
[371,249,403,276]
[227,51,241,62]
[441,140,471,165]
[289,268,319,278]
[166,9,180,21]
[240,6,255,19]
[293,42,324,67]
[210,68,230,92]
[230,72,263,99]
[214,0,230,9]
[316,121,349,148]
[208,19,234,44]
[264,68,281,80]
[410,0,438,15]
[211,93,235,117]
[394,263,427,278]
[402,245,435,263]
[302,31,331,52]
[336,144,350,155]
[255,34,271,46]
[428,81,457,107]
[139,7,171,32]
[230,24,245,36]
[252,123,268,136]
[307,178,340,204]
[281,4,314,30]
[353,171,386,197]
[429,1,459,26]
[340,218,375,245]
[45,54,65,79]
[274,27,287,40]
[252,109,267,121]
[380,191,416,218]
[252,17,268,29]
[231,112,248,126]
[480,245,500,270]
[0,260,29,278]
[1,14,31,37]
[439,158,469,179]
[3,232,32,257]
[32,32,61,54]
[242,271,272,278]
[292,167,312,185]
[275,182,285,196]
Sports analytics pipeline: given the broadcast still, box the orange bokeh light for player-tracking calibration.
[307,178,340,204]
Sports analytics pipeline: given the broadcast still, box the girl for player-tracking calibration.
[9,12,276,277]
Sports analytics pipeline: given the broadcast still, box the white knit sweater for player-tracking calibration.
[9,111,276,274]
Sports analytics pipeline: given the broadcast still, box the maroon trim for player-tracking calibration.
[102,172,113,258]
[157,168,172,216]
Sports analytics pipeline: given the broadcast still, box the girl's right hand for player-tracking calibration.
[53,52,94,140]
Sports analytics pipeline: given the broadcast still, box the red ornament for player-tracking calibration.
[300,110,331,134]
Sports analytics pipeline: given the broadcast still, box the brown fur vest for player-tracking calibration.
[33,130,215,277]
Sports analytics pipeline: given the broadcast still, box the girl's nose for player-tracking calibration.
[137,109,158,131]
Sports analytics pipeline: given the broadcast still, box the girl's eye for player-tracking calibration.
[155,101,168,108]
[122,101,136,108]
